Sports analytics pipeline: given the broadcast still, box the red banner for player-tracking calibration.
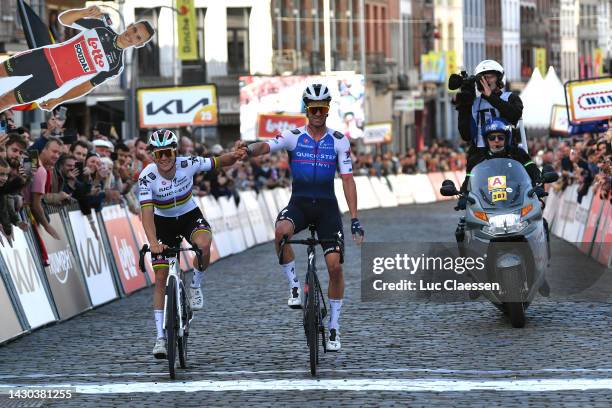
[256,113,307,139]
[102,206,147,294]
[129,212,155,284]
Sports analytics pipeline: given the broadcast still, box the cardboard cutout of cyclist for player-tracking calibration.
[0,6,155,113]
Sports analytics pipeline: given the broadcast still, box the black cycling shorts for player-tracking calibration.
[276,197,344,260]
[4,49,58,103]
[152,207,211,269]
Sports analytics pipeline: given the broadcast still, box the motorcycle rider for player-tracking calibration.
[458,117,550,297]
[455,60,523,161]
[460,117,542,195]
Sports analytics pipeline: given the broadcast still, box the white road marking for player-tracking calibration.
[1,378,612,393]
[0,367,611,380]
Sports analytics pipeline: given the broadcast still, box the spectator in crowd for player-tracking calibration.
[0,158,27,242]
[26,137,67,243]
[29,111,66,153]
[179,136,195,156]
[70,140,90,164]
[93,139,114,158]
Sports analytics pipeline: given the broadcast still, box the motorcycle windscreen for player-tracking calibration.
[468,158,532,210]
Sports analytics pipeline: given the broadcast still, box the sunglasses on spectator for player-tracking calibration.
[487,134,506,141]
[152,148,176,160]
[306,105,330,115]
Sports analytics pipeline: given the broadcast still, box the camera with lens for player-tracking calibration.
[448,70,478,91]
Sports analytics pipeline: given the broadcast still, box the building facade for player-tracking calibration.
[464,0,485,73]
[560,0,579,81]
[502,0,521,82]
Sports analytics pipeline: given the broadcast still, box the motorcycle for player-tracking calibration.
[440,158,558,328]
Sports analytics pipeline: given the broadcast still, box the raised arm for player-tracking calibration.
[58,6,103,27]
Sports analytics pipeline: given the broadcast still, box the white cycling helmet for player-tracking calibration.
[148,129,178,149]
[302,83,331,104]
[474,59,505,88]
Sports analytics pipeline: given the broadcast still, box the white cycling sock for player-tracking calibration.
[154,310,164,339]
[282,261,299,289]
[329,299,343,331]
[191,269,205,289]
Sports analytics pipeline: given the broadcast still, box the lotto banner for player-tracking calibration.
[38,212,91,319]
[240,74,365,141]
[101,205,147,295]
[256,113,307,138]
[127,212,155,284]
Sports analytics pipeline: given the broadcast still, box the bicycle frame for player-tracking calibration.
[162,255,189,338]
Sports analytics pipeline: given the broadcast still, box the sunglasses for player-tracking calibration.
[152,148,176,160]
[487,134,506,142]
[306,105,330,115]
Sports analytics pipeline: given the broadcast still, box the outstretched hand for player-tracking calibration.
[40,98,61,111]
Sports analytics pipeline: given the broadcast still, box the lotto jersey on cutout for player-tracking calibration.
[138,156,218,217]
[43,18,124,87]
[266,126,353,199]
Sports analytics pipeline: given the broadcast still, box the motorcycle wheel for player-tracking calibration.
[503,267,527,328]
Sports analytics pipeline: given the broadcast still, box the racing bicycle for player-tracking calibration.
[279,224,343,376]
[139,244,202,379]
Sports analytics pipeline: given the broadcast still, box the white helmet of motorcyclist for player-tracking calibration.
[474,59,505,89]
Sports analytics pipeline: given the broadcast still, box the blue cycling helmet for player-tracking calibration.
[483,117,512,152]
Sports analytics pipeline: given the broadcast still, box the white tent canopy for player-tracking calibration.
[520,67,550,129]
[543,66,566,105]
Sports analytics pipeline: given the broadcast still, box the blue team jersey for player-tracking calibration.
[266,126,353,199]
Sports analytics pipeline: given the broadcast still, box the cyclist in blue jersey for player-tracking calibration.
[138,129,245,359]
[241,83,365,351]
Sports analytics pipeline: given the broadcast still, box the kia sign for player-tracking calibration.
[257,113,307,138]
[363,122,393,145]
[0,228,56,329]
[39,213,91,319]
[137,85,218,129]
[102,205,146,295]
[564,77,612,124]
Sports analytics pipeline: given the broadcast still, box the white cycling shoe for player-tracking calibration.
[190,287,204,311]
[153,338,167,359]
[326,329,341,351]
[288,286,302,309]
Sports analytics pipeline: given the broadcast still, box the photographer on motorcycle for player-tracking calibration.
[455,60,523,159]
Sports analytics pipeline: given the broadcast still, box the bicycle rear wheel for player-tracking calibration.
[166,277,178,379]
[305,272,319,376]
[178,283,189,368]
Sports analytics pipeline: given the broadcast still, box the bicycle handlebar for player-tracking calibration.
[138,244,203,274]
[277,235,344,265]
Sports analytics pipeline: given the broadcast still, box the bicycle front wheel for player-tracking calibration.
[178,283,189,368]
[166,277,178,379]
[305,273,318,376]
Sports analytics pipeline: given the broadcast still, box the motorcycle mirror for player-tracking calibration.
[440,180,459,196]
[542,172,559,183]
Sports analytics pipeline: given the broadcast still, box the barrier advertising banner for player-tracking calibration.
[69,211,118,306]
[219,196,247,254]
[0,228,56,329]
[199,196,232,258]
[137,85,218,129]
[363,122,392,145]
[580,187,605,255]
[240,74,365,140]
[564,77,612,123]
[127,212,155,284]
[239,191,269,244]
[102,205,147,295]
[39,213,91,319]
[0,273,24,342]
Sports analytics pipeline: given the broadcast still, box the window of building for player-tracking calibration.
[227,7,250,75]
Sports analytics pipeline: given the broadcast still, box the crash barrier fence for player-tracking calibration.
[1,172,609,344]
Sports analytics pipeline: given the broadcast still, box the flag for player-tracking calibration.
[176,0,198,61]
[13,0,55,110]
